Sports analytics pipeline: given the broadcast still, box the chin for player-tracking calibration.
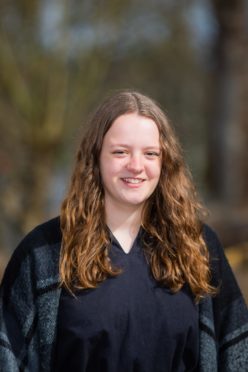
[125,198,147,206]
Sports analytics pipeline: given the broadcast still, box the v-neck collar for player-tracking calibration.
[108,227,143,255]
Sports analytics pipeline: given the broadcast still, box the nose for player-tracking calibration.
[126,154,143,174]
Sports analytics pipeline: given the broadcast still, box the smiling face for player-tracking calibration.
[99,113,162,212]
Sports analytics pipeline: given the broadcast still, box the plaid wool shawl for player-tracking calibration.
[0,217,248,371]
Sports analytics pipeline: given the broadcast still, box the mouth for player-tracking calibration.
[121,177,145,184]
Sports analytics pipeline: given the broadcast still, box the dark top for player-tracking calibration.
[54,229,199,372]
[2,216,248,371]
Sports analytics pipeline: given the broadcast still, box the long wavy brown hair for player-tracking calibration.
[60,90,216,302]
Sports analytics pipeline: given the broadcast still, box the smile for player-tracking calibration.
[122,178,145,184]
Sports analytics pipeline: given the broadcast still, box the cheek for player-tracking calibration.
[100,158,123,180]
[147,161,162,180]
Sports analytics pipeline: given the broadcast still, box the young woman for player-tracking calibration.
[0,91,247,371]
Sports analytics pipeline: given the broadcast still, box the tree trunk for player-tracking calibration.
[208,0,248,206]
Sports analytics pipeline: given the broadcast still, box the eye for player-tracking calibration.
[111,149,127,156]
[145,151,160,158]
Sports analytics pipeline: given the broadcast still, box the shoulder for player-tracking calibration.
[21,216,62,249]
[202,223,226,267]
[202,224,222,255]
[202,223,245,302]
[201,223,228,286]
[1,216,62,292]
[7,216,61,267]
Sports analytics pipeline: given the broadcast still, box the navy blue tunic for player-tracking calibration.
[54,230,199,371]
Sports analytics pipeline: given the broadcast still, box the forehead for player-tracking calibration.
[103,113,160,146]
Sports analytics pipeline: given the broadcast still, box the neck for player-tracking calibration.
[104,200,143,236]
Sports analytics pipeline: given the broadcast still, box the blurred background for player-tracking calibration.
[0,0,247,301]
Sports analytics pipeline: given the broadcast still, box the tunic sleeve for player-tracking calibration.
[0,231,38,371]
[199,225,248,371]
[0,217,61,372]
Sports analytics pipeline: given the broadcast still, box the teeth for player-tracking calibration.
[123,178,143,184]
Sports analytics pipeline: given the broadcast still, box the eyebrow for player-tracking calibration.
[109,144,161,150]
